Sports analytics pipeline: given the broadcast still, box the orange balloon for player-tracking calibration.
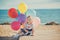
[8,8,18,18]
[20,24,25,28]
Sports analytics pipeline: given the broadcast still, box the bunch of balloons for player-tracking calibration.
[8,3,41,31]
[8,3,27,31]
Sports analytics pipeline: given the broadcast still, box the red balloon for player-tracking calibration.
[8,8,18,18]
[11,21,20,31]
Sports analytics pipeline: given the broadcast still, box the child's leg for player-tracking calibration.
[21,29,26,34]
[26,29,33,36]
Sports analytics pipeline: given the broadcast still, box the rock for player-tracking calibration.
[45,22,59,25]
[0,22,10,25]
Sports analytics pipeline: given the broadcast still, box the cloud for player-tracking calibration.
[0,0,60,9]
[52,0,60,2]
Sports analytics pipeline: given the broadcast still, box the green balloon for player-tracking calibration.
[25,9,36,17]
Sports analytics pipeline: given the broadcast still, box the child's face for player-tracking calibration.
[27,16,32,24]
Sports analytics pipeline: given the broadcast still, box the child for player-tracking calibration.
[25,16,34,36]
[18,16,34,36]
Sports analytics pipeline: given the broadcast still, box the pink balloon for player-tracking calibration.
[33,17,41,27]
[11,21,20,31]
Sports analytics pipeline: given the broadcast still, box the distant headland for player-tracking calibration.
[45,22,60,25]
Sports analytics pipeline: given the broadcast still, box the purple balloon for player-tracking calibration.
[17,14,26,23]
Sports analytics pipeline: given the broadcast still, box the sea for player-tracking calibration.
[0,9,60,24]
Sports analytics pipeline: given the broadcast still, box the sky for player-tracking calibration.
[0,0,60,9]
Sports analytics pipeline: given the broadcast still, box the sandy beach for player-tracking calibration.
[0,25,60,40]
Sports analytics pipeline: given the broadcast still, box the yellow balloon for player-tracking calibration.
[18,3,27,13]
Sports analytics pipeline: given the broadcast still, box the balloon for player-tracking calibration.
[18,3,28,13]
[8,8,18,18]
[17,14,26,23]
[20,24,25,29]
[18,10,20,15]
[11,21,20,31]
[33,17,41,27]
[25,9,36,17]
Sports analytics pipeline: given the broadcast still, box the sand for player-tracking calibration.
[0,25,60,40]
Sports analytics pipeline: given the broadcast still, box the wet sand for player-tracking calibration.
[0,25,60,40]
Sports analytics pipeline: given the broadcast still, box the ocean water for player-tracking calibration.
[0,9,60,24]
[0,10,16,23]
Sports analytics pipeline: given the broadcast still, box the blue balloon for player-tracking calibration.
[17,10,20,15]
[16,10,20,20]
